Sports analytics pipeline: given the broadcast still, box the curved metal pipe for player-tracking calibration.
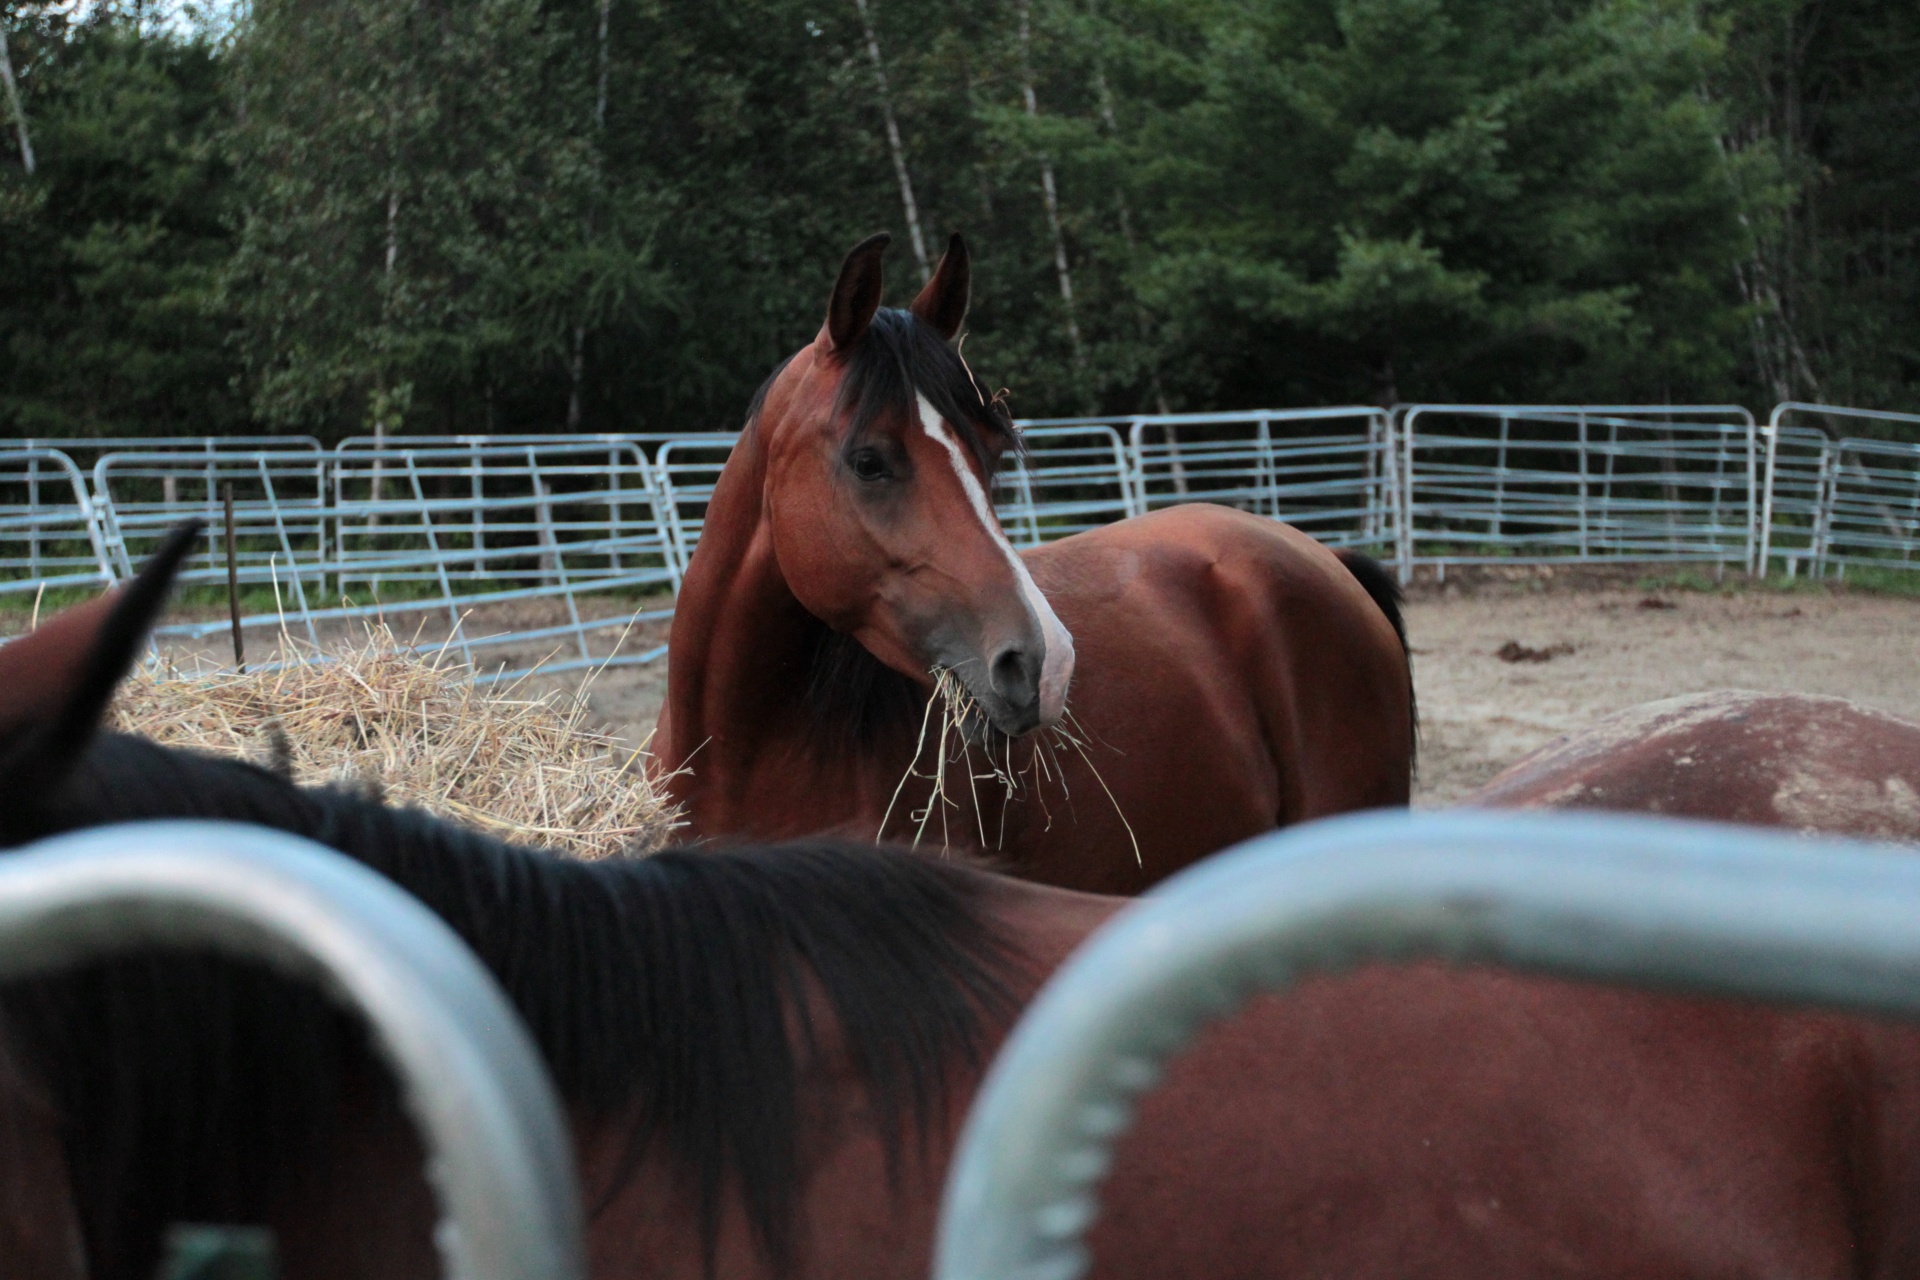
[935,809,1920,1280]
[0,820,584,1280]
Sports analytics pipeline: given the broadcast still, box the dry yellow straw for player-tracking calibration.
[110,626,681,860]
[879,668,1140,865]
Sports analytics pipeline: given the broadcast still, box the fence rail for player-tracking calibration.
[2,400,1913,671]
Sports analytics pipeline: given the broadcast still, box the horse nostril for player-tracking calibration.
[989,647,1041,708]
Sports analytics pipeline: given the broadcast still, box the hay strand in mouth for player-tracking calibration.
[877,668,1140,864]
[109,626,681,860]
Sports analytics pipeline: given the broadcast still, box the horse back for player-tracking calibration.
[1467,690,1920,841]
[1023,504,1414,824]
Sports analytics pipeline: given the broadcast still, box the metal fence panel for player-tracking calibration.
[995,424,1135,546]
[1129,409,1394,550]
[0,448,114,596]
[93,450,334,641]
[1395,405,1758,581]
[319,441,677,677]
[1760,404,1920,579]
[1813,438,1920,577]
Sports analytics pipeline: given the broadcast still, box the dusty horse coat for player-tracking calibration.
[1466,689,1920,840]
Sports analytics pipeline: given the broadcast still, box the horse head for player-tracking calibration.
[751,233,1074,738]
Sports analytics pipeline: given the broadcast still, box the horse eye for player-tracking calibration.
[849,447,889,482]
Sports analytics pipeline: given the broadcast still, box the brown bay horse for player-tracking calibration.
[9,533,1920,1278]
[1466,689,1920,840]
[653,233,1414,892]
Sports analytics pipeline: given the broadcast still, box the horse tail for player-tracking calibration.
[1333,548,1418,771]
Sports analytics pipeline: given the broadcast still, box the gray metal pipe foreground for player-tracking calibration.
[935,809,1920,1280]
[0,820,584,1280]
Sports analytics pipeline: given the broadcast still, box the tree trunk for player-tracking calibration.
[594,0,611,131]
[1086,19,1169,413]
[853,0,930,282]
[567,0,614,432]
[567,323,588,430]
[1716,2,1824,405]
[0,21,35,176]
[1017,0,1089,404]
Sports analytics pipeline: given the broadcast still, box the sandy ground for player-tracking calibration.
[1401,568,1920,805]
[123,566,1920,813]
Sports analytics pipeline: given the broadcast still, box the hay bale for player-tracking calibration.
[110,630,680,860]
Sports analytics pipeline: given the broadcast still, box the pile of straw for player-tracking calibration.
[110,631,679,860]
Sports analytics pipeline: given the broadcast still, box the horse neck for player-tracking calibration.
[661,428,821,773]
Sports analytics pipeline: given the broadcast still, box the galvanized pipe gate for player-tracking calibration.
[935,809,1920,1280]
[0,820,585,1280]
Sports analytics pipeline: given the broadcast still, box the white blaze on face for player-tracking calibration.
[915,392,1076,726]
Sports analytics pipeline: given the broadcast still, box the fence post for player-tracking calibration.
[1492,413,1508,539]
[1575,412,1590,559]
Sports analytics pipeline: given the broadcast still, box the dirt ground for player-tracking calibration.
[1401,567,1920,805]
[138,565,1920,812]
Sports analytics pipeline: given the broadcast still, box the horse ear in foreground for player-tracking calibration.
[0,521,200,819]
[1464,689,1920,841]
[656,233,1416,892]
[12,580,1920,1278]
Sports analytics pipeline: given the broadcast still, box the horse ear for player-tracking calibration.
[0,521,201,794]
[909,233,970,341]
[824,232,891,356]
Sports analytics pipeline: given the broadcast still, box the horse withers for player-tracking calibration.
[654,233,1415,892]
[1465,689,1920,840]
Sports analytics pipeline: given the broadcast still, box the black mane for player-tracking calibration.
[835,307,1018,472]
[1,733,1020,1280]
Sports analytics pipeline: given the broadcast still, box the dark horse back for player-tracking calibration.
[1334,548,1417,766]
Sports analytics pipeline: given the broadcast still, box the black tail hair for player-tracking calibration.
[1335,548,1418,771]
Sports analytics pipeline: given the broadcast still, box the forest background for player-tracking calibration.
[0,0,1913,442]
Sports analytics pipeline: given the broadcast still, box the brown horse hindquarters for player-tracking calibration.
[1010,505,1413,890]
[1465,690,1920,840]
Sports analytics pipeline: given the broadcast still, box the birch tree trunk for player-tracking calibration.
[1713,5,1823,407]
[0,21,35,176]
[1017,0,1088,397]
[1086,22,1171,414]
[567,0,614,432]
[853,0,930,282]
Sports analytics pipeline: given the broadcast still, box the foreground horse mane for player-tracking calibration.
[2,733,1019,1280]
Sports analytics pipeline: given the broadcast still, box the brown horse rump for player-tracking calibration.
[1466,690,1920,840]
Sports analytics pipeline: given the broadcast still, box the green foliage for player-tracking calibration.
[1095,0,1753,406]
[0,0,1915,438]
[0,6,246,436]
[222,0,669,437]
